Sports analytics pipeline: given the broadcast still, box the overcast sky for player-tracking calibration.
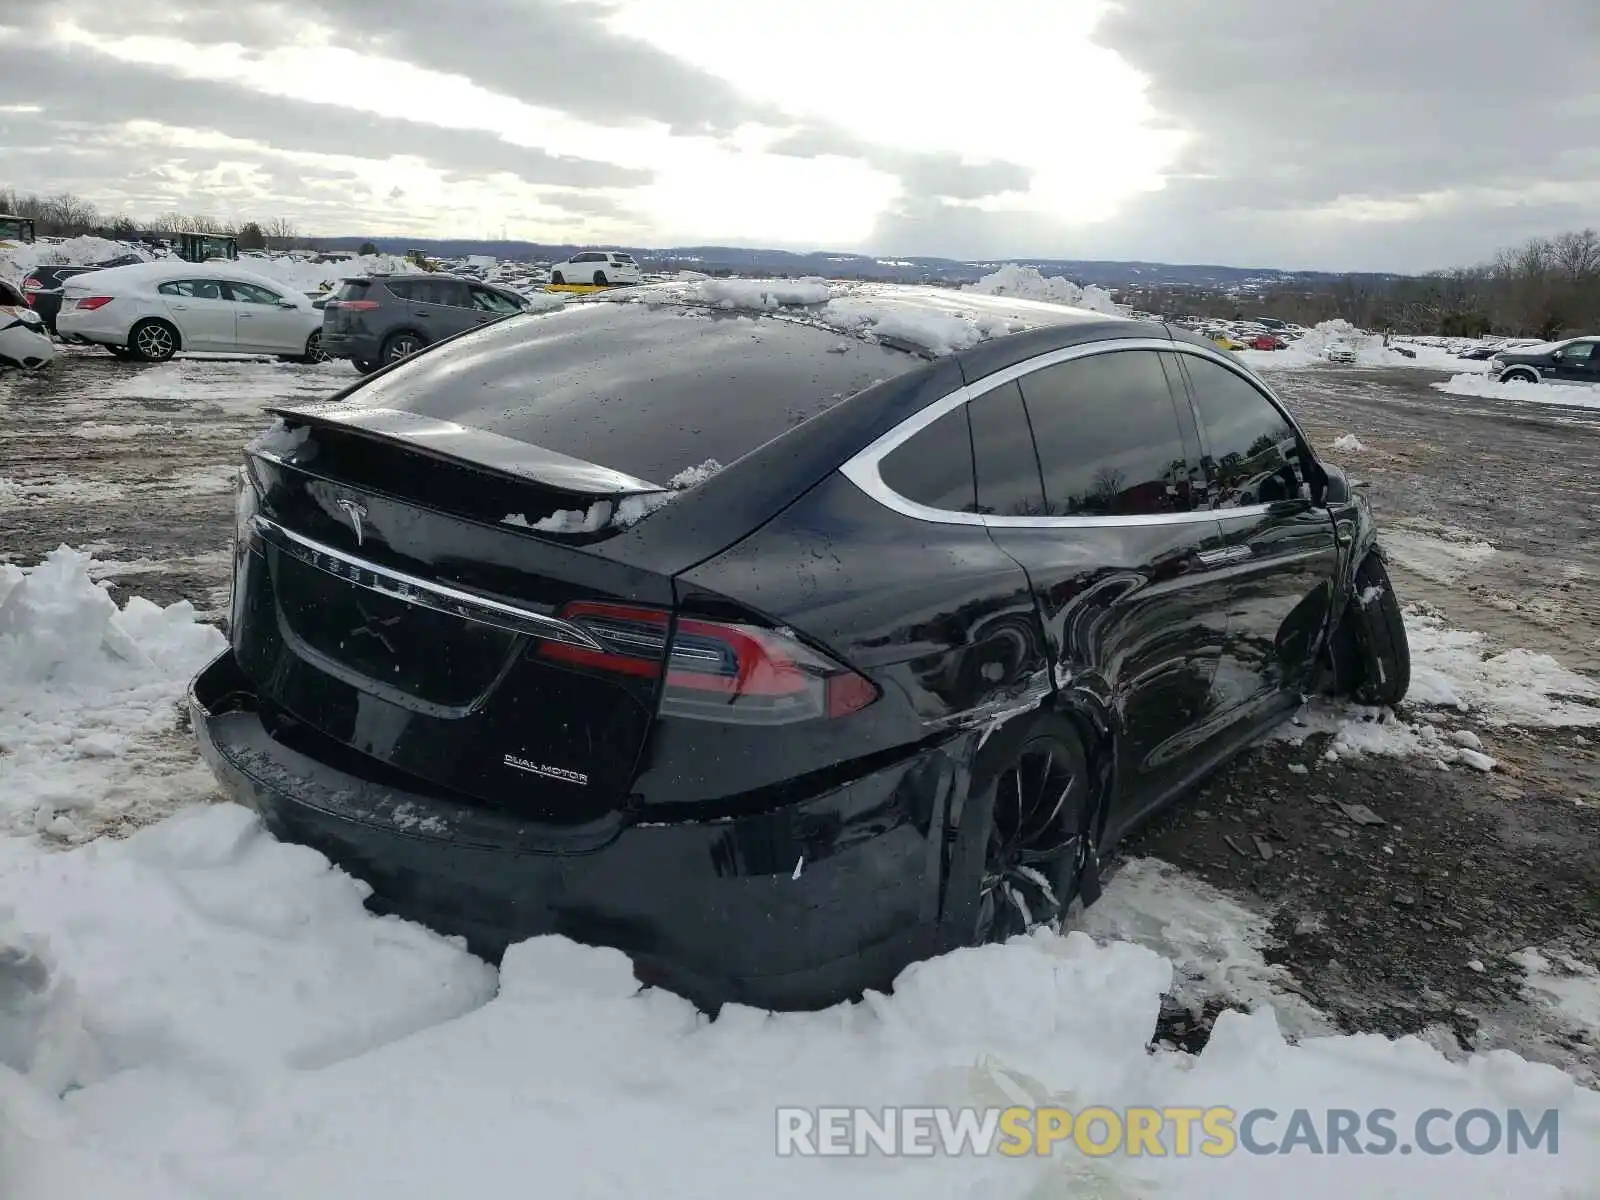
[2,1,1595,271]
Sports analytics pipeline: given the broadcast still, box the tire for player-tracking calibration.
[129,319,178,363]
[288,330,329,364]
[551,271,565,285]
[593,270,608,286]
[1344,553,1411,706]
[1500,368,1538,384]
[965,715,1096,946]
[353,357,379,374]
[381,331,426,364]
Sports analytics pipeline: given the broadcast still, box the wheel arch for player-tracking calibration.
[130,316,182,354]
[934,683,1118,944]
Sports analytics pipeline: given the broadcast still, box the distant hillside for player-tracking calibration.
[305,237,1405,289]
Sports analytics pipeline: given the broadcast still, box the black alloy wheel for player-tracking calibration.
[973,721,1094,945]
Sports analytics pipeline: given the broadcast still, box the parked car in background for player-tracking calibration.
[191,284,1409,1011]
[1247,333,1286,351]
[0,277,55,370]
[1325,343,1358,364]
[1488,337,1600,385]
[320,273,530,372]
[56,261,327,362]
[20,257,144,334]
[548,251,642,286]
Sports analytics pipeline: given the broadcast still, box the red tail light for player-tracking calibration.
[74,296,113,311]
[540,602,877,725]
[21,278,42,292]
[332,299,380,311]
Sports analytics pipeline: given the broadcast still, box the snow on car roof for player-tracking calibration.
[58,259,304,294]
[595,279,1124,358]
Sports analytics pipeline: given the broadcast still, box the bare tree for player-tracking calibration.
[262,216,299,249]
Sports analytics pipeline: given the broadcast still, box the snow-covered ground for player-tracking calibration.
[2,543,1597,1197]
[1434,373,1600,411]
[1238,322,1465,373]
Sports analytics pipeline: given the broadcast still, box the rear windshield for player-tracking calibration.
[333,280,370,301]
[612,253,636,263]
[339,302,922,485]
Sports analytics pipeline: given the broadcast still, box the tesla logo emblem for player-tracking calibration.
[335,498,368,546]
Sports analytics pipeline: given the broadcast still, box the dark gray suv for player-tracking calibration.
[321,273,529,372]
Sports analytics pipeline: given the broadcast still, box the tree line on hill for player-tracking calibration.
[1127,228,1600,340]
[0,187,364,254]
[5,184,1596,337]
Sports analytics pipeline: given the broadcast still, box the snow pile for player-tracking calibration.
[1,236,151,283]
[0,547,227,838]
[503,459,724,533]
[1078,858,1327,1040]
[1405,612,1600,727]
[0,803,496,1097]
[241,252,421,295]
[5,888,1598,1197]
[1433,373,1600,411]
[1512,949,1600,1042]
[965,264,1124,316]
[1330,434,1366,452]
[1383,529,1496,586]
[695,277,833,307]
[1242,323,1463,372]
[1272,605,1600,771]
[820,296,1021,356]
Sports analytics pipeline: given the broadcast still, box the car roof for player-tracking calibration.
[62,260,304,293]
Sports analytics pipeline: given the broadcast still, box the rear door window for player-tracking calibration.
[158,278,226,300]
[968,380,1046,516]
[1018,350,1194,517]
[878,405,975,512]
[222,280,284,305]
[1178,355,1306,508]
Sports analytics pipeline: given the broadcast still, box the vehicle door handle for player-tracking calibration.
[1195,546,1253,568]
[169,304,189,310]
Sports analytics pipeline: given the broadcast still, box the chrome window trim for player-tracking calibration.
[252,516,605,650]
[838,337,1289,529]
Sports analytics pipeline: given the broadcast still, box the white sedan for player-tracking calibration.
[57,262,326,362]
[0,276,54,371]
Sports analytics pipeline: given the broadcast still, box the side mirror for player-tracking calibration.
[277,299,298,309]
[1551,349,1563,360]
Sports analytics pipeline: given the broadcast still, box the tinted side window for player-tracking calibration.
[224,281,283,305]
[1563,341,1594,362]
[385,278,422,301]
[879,405,975,512]
[968,380,1046,516]
[1181,356,1303,509]
[1019,350,1192,517]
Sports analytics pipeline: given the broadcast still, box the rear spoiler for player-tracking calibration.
[267,403,665,497]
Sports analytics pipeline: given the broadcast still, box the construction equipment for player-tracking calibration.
[0,215,35,244]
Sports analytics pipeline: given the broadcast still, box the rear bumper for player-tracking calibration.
[189,650,942,1011]
[320,330,382,361]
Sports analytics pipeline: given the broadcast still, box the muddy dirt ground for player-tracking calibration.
[3,348,1597,1075]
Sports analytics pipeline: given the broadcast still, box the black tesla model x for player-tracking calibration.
[192,282,1410,1010]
